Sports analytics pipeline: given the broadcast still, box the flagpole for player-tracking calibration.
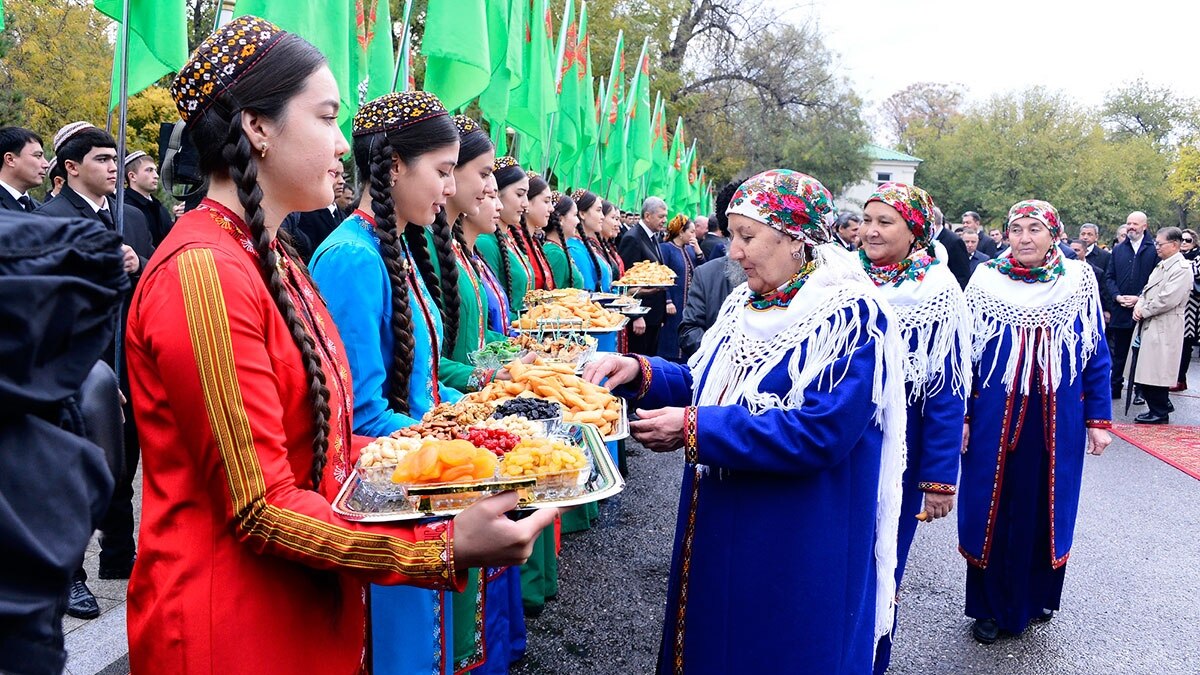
[391,0,414,92]
[112,0,132,387]
[545,0,572,181]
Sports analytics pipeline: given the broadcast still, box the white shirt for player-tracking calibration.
[639,220,657,242]
[0,179,29,201]
[1128,234,1144,254]
[76,190,109,215]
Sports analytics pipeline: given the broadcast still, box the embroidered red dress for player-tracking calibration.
[125,201,463,674]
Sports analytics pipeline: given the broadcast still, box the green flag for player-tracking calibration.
[673,138,696,216]
[349,0,394,111]
[599,30,625,199]
[392,0,415,92]
[423,0,490,111]
[647,93,669,197]
[1,1,6,31]
[586,75,606,193]
[479,0,525,154]
[666,116,686,208]
[97,0,188,111]
[234,0,354,139]
[509,0,557,169]
[623,37,651,182]
[556,0,593,181]
[574,21,598,188]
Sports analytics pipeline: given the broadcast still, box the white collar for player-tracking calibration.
[639,221,656,240]
[1086,243,1096,254]
[76,189,108,213]
[0,179,27,201]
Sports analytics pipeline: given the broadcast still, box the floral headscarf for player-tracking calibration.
[864,182,937,250]
[726,169,838,247]
[1007,199,1062,239]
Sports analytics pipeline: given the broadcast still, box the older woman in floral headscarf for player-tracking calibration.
[959,199,1112,645]
[585,169,908,674]
[859,183,971,673]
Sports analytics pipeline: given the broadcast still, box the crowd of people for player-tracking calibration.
[1,15,1198,675]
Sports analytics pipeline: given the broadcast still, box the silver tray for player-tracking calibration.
[331,423,624,522]
[611,281,674,288]
[601,398,629,442]
[618,305,651,317]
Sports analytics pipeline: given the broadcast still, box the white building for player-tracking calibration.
[837,144,922,212]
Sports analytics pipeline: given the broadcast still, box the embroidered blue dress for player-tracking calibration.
[567,237,612,293]
[657,241,699,361]
[310,211,462,675]
[958,258,1111,635]
[612,253,907,674]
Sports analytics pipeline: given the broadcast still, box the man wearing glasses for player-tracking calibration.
[1131,228,1191,423]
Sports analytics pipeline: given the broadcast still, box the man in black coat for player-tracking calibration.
[123,151,176,246]
[961,230,991,275]
[679,256,743,359]
[1078,223,1112,283]
[619,196,669,355]
[962,210,997,258]
[1104,211,1160,398]
[933,207,972,288]
[0,126,50,213]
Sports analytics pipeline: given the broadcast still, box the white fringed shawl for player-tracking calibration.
[872,249,973,406]
[964,257,1103,395]
[686,244,908,646]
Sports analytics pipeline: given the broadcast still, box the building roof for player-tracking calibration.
[865,143,922,164]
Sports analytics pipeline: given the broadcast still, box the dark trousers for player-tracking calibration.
[98,388,138,568]
[1142,384,1172,418]
[1179,337,1197,383]
[627,322,662,357]
[1108,326,1135,393]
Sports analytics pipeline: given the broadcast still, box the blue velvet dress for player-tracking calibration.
[656,241,698,361]
[310,213,462,675]
[614,285,903,674]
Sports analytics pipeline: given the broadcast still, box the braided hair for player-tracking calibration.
[187,35,333,491]
[352,111,459,414]
[520,176,555,289]
[545,191,577,287]
[492,162,527,300]
[599,200,625,276]
[573,190,603,291]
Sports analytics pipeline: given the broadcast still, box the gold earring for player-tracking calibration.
[260,144,268,159]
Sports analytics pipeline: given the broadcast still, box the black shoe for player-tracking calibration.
[1112,390,1122,400]
[1133,394,1146,406]
[98,555,136,580]
[971,618,999,644]
[1032,609,1054,623]
[1167,400,1175,414]
[66,579,100,619]
[1134,412,1169,425]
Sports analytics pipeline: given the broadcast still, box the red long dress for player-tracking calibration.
[125,201,463,674]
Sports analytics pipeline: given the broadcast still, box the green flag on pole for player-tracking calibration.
[599,30,625,200]
[349,0,394,110]
[234,0,354,140]
[573,18,597,189]
[479,0,525,154]
[96,0,188,111]
[423,0,490,111]
[1,1,7,31]
[647,93,669,197]
[674,138,696,216]
[509,0,557,168]
[586,75,606,193]
[552,0,579,179]
[624,37,652,182]
[666,116,686,211]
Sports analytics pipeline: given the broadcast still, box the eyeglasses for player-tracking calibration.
[1185,238,1195,243]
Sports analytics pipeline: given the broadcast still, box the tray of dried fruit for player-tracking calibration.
[332,405,624,522]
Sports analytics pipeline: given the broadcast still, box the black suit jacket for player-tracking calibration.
[936,227,972,289]
[0,189,39,212]
[35,185,155,273]
[967,250,990,276]
[282,206,344,263]
[679,257,735,358]
[977,235,998,258]
[1104,237,1160,329]
[618,223,667,324]
[1083,245,1111,278]
[125,189,175,247]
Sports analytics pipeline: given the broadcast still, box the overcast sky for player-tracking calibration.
[775,0,1198,137]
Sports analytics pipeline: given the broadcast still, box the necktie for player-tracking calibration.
[17,195,35,212]
[97,208,115,230]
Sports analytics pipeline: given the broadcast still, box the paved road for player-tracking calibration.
[68,362,1200,674]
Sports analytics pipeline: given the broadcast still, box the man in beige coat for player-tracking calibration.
[1133,227,1192,423]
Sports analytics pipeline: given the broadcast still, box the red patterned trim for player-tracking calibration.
[1045,385,1071,569]
[625,353,653,400]
[1085,419,1112,429]
[672,466,704,675]
[919,481,956,495]
[683,406,699,464]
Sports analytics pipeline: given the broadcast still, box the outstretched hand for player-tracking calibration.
[453,492,558,569]
[582,354,640,388]
[630,407,686,452]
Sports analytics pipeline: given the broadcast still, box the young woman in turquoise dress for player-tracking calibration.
[542,191,585,290]
[475,158,531,320]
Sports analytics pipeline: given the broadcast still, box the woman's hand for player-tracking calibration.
[630,407,686,452]
[582,355,640,388]
[961,422,970,455]
[632,317,646,335]
[1087,427,1112,456]
[452,492,558,569]
[665,301,677,316]
[922,492,955,521]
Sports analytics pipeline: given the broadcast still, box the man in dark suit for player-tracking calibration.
[35,123,154,619]
[1078,222,1111,281]
[619,196,669,355]
[282,204,345,263]
[123,151,175,246]
[0,127,50,213]
[962,210,997,258]
[1104,211,1159,398]
[932,207,972,288]
[961,230,991,275]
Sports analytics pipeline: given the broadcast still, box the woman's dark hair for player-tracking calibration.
[494,164,526,193]
[351,105,459,415]
[601,199,615,218]
[546,192,576,287]
[714,181,740,238]
[573,191,603,291]
[188,35,333,491]
[516,175,554,289]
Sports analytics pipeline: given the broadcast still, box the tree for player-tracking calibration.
[879,82,965,156]
[1101,78,1199,149]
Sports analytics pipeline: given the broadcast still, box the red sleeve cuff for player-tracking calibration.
[918,481,957,495]
[683,406,699,464]
[1085,419,1112,429]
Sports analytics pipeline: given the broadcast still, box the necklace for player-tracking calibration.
[747,261,818,311]
[860,249,937,287]
[986,248,1065,284]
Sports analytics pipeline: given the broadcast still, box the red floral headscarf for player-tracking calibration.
[726,169,838,247]
[864,182,937,250]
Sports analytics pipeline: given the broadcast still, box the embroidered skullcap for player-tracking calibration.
[1007,199,1062,238]
[353,91,448,137]
[46,157,57,174]
[494,156,519,172]
[570,188,588,202]
[550,191,565,206]
[726,169,838,247]
[865,182,938,249]
[666,213,690,239]
[171,16,288,124]
[123,150,148,168]
[53,121,96,154]
[452,114,481,136]
[525,170,541,181]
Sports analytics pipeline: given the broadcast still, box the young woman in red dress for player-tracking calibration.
[125,17,554,674]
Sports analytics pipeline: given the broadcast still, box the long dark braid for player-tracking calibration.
[493,227,516,300]
[428,212,461,356]
[545,204,576,288]
[578,224,604,291]
[222,115,333,491]
[367,138,418,415]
